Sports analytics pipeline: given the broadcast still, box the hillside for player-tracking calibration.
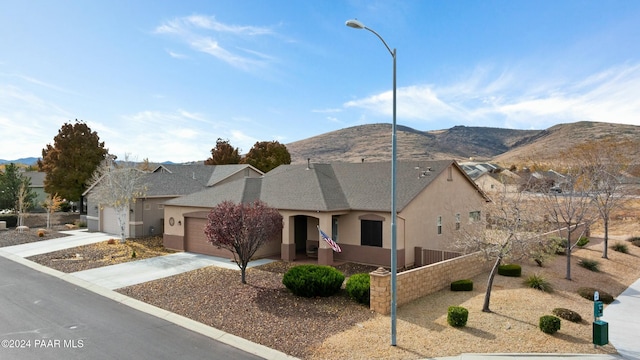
[286,121,640,166]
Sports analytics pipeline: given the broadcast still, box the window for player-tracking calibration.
[158,204,164,210]
[332,216,339,243]
[361,220,382,247]
[469,211,481,223]
[455,213,461,230]
[144,203,150,211]
[437,216,442,235]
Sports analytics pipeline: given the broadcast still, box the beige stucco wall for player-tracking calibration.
[401,165,486,266]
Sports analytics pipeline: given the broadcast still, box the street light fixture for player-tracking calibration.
[345,18,398,346]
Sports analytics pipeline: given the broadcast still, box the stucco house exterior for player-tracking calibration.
[23,171,47,211]
[163,160,489,269]
[84,164,263,237]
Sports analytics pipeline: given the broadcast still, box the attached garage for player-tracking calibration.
[101,206,129,237]
[184,217,233,258]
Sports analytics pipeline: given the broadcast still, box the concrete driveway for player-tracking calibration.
[1,228,274,290]
[71,251,274,290]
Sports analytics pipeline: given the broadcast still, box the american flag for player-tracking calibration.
[318,226,341,253]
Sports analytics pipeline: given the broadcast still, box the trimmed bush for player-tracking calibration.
[523,274,553,292]
[539,315,561,334]
[576,236,590,247]
[577,287,614,304]
[610,242,629,254]
[498,264,522,277]
[552,308,582,323]
[447,306,469,327]
[282,265,345,298]
[346,273,370,305]
[450,279,473,292]
[578,259,600,272]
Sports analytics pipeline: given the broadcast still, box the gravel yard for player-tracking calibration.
[2,225,639,359]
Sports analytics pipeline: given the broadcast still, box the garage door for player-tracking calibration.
[102,207,129,237]
[184,218,233,258]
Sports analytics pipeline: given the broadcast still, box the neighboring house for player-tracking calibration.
[474,170,521,194]
[23,171,46,212]
[163,160,490,269]
[84,164,263,238]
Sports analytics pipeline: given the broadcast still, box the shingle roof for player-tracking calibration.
[168,160,475,212]
[23,171,45,187]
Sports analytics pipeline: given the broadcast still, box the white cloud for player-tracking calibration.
[154,14,278,71]
[343,62,640,129]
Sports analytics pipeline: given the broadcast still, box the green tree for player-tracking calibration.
[204,138,241,165]
[0,163,36,212]
[241,140,291,172]
[38,120,108,202]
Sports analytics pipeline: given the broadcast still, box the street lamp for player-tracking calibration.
[346,18,398,346]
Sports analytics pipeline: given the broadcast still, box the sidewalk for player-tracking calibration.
[602,277,640,360]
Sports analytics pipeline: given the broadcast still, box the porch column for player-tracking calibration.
[281,215,295,261]
[317,216,334,266]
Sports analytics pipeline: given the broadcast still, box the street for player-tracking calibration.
[0,256,264,360]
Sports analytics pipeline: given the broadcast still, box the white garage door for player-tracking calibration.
[102,206,129,237]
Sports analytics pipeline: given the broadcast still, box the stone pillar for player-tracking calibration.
[369,267,391,315]
[318,247,333,265]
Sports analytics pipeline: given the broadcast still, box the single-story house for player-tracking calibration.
[84,164,263,237]
[163,160,490,269]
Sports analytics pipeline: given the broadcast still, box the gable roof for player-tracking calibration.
[22,171,45,187]
[84,164,262,198]
[167,160,488,212]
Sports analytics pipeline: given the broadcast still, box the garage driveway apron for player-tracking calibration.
[71,252,275,290]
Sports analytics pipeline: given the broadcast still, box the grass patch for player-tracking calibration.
[523,273,553,292]
[578,259,600,272]
[610,242,629,254]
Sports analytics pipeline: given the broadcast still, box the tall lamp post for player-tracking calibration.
[345,19,398,346]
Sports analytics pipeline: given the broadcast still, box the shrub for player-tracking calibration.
[552,237,568,255]
[131,249,137,258]
[75,220,87,228]
[498,264,522,277]
[282,265,345,298]
[447,306,469,327]
[627,236,640,242]
[610,242,629,254]
[346,273,370,305]
[524,274,553,292]
[539,315,561,334]
[37,229,46,237]
[450,279,473,291]
[552,308,582,323]
[631,239,640,248]
[577,287,614,304]
[107,239,117,245]
[578,259,600,272]
[576,236,590,247]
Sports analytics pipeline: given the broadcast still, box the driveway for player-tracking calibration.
[0,229,275,290]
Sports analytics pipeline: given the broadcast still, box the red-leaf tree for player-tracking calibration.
[204,200,282,284]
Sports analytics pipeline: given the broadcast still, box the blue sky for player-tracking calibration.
[1,1,639,163]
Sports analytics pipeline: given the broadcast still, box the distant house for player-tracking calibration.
[83,164,263,238]
[163,160,489,269]
[459,162,520,194]
[23,171,47,211]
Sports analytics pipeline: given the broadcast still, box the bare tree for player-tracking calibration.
[204,200,282,284]
[42,193,64,229]
[537,164,598,280]
[455,183,547,312]
[564,138,634,259]
[87,155,147,243]
[16,178,33,228]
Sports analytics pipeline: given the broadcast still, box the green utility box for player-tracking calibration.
[593,320,609,346]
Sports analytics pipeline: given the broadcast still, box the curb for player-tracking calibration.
[0,249,298,360]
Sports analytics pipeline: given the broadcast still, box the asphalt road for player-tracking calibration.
[0,256,264,360]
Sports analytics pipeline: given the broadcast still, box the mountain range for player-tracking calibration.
[286,121,640,166]
[3,121,639,167]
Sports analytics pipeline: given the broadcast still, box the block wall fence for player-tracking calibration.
[368,223,588,314]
